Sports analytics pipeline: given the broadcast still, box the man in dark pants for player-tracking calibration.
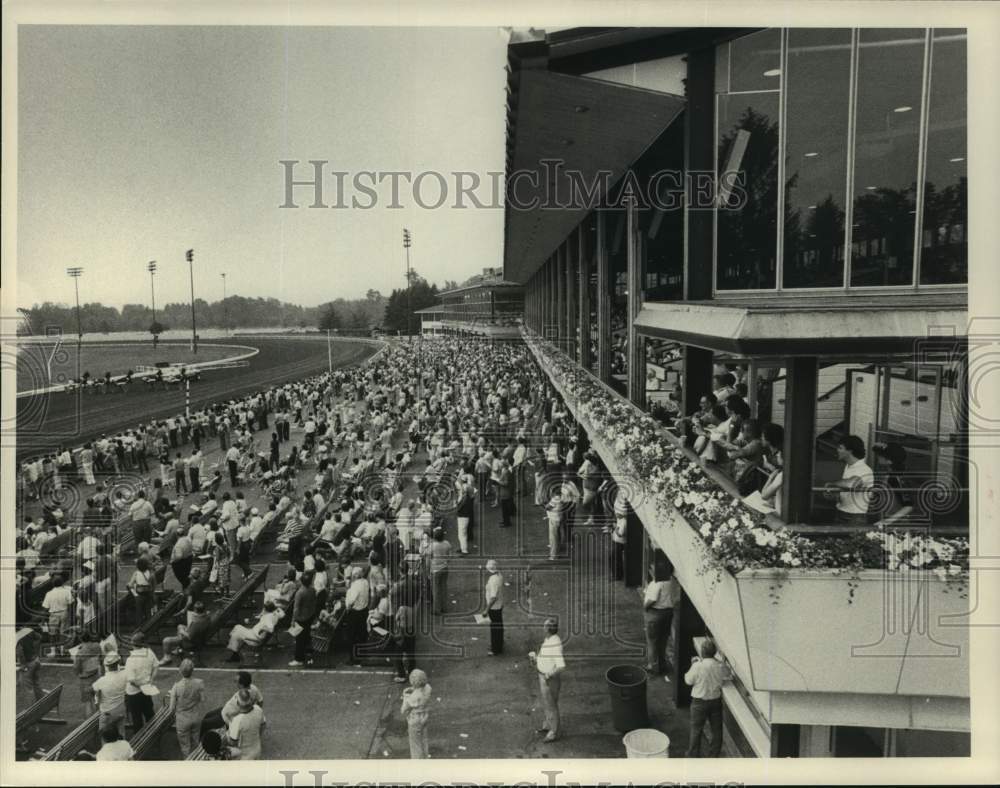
[684,639,731,757]
[289,571,317,667]
[392,598,416,683]
[497,461,515,528]
[483,559,504,655]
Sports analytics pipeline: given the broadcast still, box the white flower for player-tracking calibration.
[779,551,794,564]
[700,522,713,537]
[932,566,948,582]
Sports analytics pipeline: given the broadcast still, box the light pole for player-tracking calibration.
[186,249,197,353]
[147,261,158,347]
[221,272,228,337]
[66,267,84,349]
[403,228,412,341]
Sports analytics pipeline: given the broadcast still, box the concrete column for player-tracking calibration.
[682,347,714,416]
[578,223,592,369]
[671,588,707,707]
[626,200,646,407]
[556,244,566,353]
[782,357,818,524]
[566,237,577,363]
[596,212,612,383]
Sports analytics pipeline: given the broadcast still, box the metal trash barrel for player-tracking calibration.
[605,664,649,733]
[623,728,670,758]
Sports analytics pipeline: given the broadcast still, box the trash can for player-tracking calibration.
[605,664,649,733]
[623,728,670,758]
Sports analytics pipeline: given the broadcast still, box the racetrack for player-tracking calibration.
[14,336,380,460]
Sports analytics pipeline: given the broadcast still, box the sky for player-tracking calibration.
[16,25,509,309]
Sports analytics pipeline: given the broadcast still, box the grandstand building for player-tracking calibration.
[504,27,970,757]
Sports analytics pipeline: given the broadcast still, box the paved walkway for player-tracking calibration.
[16,371,696,760]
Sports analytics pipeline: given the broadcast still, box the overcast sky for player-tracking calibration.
[16,25,508,309]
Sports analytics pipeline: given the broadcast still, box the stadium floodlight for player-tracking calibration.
[186,249,197,353]
[66,267,84,345]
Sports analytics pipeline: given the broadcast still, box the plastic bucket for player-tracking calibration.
[623,728,671,758]
[605,664,649,733]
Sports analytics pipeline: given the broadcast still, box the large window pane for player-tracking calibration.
[716,92,779,290]
[850,29,925,287]
[783,29,852,288]
[921,29,967,285]
[730,29,782,93]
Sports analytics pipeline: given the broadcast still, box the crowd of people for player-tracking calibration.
[16,335,652,760]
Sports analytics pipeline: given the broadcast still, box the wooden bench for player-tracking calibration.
[205,566,270,646]
[128,700,175,760]
[39,710,101,761]
[16,685,65,752]
[131,592,185,642]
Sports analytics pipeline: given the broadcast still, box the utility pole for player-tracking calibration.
[147,261,158,347]
[186,249,197,353]
[221,272,228,338]
[66,267,84,350]
[403,228,412,342]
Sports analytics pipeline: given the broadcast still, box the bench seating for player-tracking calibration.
[16,685,65,752]
[131,592,185,641]
[128,701,175,760]
[205,566,270,645]
[39,710,101,761]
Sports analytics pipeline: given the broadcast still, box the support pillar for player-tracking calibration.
[566,237,577,363]
[782,356,818,524]
[556,244,567,354]
[626,199,645,407]
[682,347,714,416]
[671,589,707,707]
[578,223,592,369]
[596,211,612,384]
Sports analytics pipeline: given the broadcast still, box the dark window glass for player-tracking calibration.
[920,30,967,285]
[730,29,782,93]
[636,118,685,301]
[782,29,852,288]
[716,92,779,290]
[850,29,925,287]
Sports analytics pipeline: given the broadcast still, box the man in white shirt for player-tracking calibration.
[684,639,731,757]
[95,726,134,760]
[482,559,504,656]
[643,569,680,678]
[92,653,128,737]
[529,618,565,742]
[826,435,875,526]
[226,445,241,488]
[219,493,240,555]
[128,491,155,552]
[123,634,158,730]
[42,576,73,656]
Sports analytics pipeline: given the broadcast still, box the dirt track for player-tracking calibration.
[14,336,378,460]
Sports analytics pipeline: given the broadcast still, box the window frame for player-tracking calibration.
[712,27,967,298]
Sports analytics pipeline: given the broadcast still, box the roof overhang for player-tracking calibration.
[503,71,685,284]
[634,294,969,357]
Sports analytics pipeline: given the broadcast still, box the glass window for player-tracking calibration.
[849,29,926,287]
[730,29,782,92]
[783,29,852,288]
[920,30,967,285]
[716,92,780,290]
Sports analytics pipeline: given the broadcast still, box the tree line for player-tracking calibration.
[20,270,461,337]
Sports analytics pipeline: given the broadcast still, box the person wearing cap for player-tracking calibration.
[483,559,504,656]
[93,653,128,737]
[167,658,205,757]
[123,633,159,730]
[400,668,432,759]
[225,688,266,760]
[159,601,212,665]
[529,618,565,743]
